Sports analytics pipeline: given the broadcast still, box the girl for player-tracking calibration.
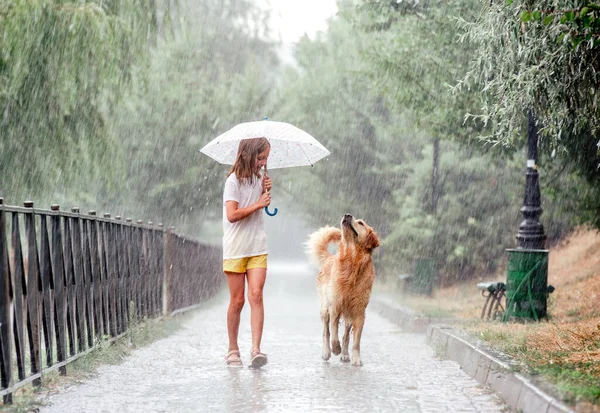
[222,137,272,369]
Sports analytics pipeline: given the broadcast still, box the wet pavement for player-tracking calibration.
[40,262,509,413]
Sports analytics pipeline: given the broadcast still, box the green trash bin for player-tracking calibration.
[410,258,437,296]
[503,248,549,321]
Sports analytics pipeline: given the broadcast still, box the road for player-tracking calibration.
[39,261,508,413]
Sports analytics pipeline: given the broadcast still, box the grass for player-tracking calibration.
[464,320,600,406]
[376,227,600,409]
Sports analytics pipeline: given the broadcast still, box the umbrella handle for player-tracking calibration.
[263,187,278,216]
[263,163,277,216]
[265,206,278,216]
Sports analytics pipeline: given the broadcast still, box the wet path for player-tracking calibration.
[40,262,508,412]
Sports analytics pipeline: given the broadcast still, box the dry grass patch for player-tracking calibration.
[464,319,600,408]
[381,227,600,407]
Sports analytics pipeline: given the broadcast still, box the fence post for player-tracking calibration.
[70,208,86,352]
[81,213,94,347]
[135,221,143,319]
[0,198,14,403]
[11,205,26,381]
[103,213,117,337]
[50,205,67,376]
[114,216,125,334]
[99,214,110,336]
[122,218,133,330]
[39,213,54,367]
[147,222,157,317]
[152,223,160,318]
[63,212,77,356]
[164,227,174,315]
[157,224,164,318]
[23,201,41,387]
[127,219,140,322]
[138,221,149,319]
[88,211,103,340]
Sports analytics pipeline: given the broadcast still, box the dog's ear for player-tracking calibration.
[366,231,380,251]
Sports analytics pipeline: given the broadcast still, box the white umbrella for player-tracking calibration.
[199,119,330,216]
[199,119,330,169]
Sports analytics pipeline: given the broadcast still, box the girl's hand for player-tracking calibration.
[262,174,272,193]
[257,192,271,208]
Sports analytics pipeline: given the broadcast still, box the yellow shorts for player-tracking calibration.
[223,254,268,273]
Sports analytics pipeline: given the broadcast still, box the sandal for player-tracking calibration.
[225,350,243,367]
[249,349,268,369]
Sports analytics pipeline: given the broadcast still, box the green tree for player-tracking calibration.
[271,17,405,236]
[457,0,600,227]
[114,0,279,234]
[348,0,482,133]
[274,1,578,283]
[0,0,174,205]
[458,0,600,148]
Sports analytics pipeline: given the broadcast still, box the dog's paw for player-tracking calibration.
[340,354,350,363]
[331,341,341,355]
[322,349,331,361]
[351,358,363,367]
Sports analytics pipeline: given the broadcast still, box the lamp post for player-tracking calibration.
[516,110,547,249]
[504,110,552,321]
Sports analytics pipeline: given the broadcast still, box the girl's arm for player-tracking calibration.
[225,193,271,223]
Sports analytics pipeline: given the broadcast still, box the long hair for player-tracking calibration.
[227,137,270,184]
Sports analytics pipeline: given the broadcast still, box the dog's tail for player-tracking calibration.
[305,226,342,266]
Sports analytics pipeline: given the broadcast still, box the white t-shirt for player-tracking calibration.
[222,173,268,260]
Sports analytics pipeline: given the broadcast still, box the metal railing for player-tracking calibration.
[0,198,223,402]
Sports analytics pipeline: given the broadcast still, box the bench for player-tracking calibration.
[477,281,506,320]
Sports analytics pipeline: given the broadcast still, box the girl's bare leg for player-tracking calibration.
[246,268,267,352]
[225,272,246,352]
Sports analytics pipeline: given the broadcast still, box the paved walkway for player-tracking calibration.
[39,262,508,413]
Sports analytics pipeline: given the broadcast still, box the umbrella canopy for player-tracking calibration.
[199,120,330,169]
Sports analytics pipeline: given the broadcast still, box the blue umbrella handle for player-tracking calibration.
[263,163,277,216]
[265,206,278,216]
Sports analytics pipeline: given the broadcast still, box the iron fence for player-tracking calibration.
[0,198,223,402]
[165,232,222,314]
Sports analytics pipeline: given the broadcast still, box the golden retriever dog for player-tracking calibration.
[306,214,380,366]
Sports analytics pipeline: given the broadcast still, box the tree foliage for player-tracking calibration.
[114,0,279,233]
[274,1,577,283]
[346,0,485,140]
[457,0,599,150]
[271,17,404,237]
[0,0,590,285]
[457,0,600,228]
[0,0,173,204]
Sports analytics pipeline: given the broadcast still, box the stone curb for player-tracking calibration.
[370,297,577,413]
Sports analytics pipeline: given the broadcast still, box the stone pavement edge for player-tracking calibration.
[369,295,578,413]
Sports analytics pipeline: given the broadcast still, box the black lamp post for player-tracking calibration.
[516,110,547,249]
[504,110,552,321]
